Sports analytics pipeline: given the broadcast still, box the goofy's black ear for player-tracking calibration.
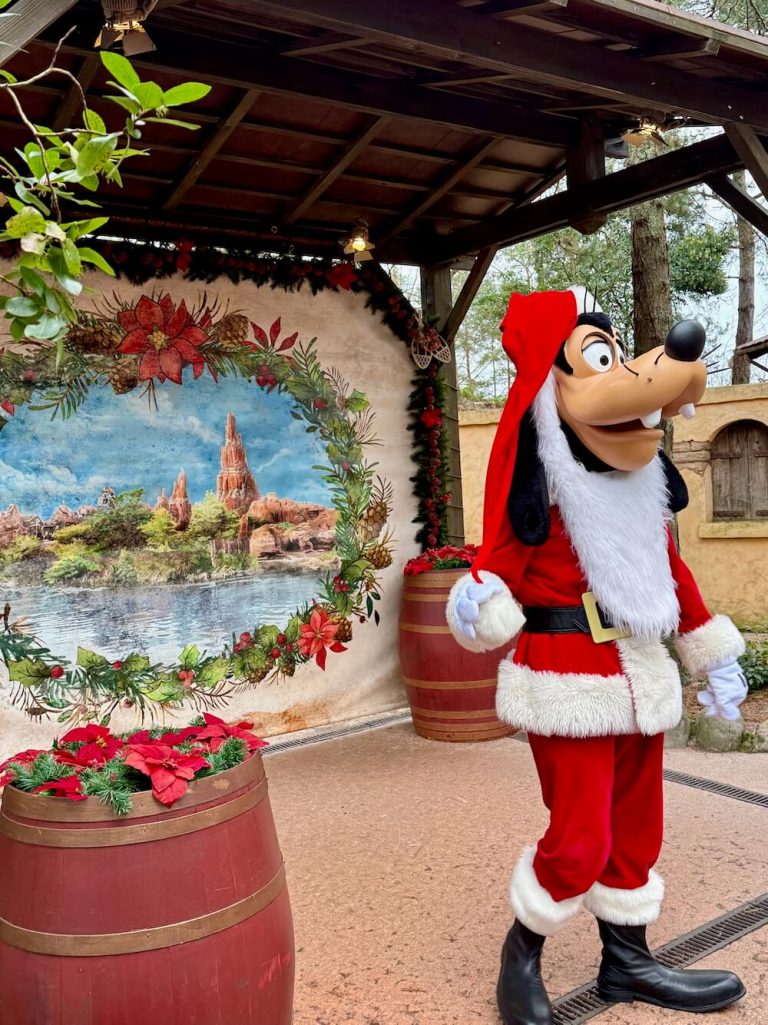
[658,449,689,513]
[507,410,550,545]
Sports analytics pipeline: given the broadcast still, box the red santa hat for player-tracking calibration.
[472,288,585,577]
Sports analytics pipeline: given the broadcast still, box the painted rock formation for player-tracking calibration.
[217,412,259,513]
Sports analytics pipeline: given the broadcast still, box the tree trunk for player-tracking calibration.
[731,169,754,386]
[631,198,673,357]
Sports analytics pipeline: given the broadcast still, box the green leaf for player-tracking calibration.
[24,313,66,341]
[122,653,151,673]
[255,625,280,649]
[0,69,17,83]
[178,643,201,669]
[101,51,141,90]
[66,216,109,239]
[8,658,52,687]
[346,390,370,413]
[18,267,46,294]
[5,295,40,317]
[83,108,107,134]
[133,81,165,110]
[143,117,200,131]
[76,646,109,670]
[162,82,212,106]
[4,206,46,239]
[197,656,229,688]
[78,246,115,276]
[341,558,369,584]
[76,135,118,178]
[145,678,181,703]
[284,616,302,643]
[61,238,82,276]
[107,94,143,117]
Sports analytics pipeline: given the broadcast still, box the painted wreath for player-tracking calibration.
[0,291,394,725]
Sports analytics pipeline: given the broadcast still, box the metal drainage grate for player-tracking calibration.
[663,768,768,809]
[552,891,768,1025]
[262,709,412,755]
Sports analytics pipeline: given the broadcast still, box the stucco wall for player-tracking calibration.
[459,384,768,627]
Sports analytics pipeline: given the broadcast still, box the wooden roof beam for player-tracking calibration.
[481,0,568,16]
[242,0,768,133]
[419,133,744,263]
[635,37,721,62]
[282,32,368,57]
[724,124,768,202]
[379,138,499,248]
[442,246,497,343]
[283,115,387,224]
[71,29,576,147]
[0,0,78,68]
[163,89,260,211]
[707,173,768,237]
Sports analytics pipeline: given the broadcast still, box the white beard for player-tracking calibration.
[531,374,680,640]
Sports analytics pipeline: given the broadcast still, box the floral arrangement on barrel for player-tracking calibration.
[404,543,479,576]
[0,713,267,815]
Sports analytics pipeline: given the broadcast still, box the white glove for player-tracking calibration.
[453,576,507,642]
[697,661,748,720]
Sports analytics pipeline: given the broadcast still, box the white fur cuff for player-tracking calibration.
[445,571,524,653]
[584,871,665,925]
[510,847,585,936]
[674,615,745,677]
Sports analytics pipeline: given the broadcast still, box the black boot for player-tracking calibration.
[497,920,553,1025]
[596,919,745,1012]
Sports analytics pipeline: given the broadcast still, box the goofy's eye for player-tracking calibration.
[582,340,615,373]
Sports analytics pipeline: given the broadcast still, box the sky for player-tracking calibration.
[0,370,331,519]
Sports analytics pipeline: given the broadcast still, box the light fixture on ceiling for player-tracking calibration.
[623,117,668,148]
[96,1,158,56]
[341,220,376,263]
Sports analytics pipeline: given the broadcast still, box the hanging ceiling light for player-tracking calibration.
[341,220,376,263]
[96,1,158,56]
[623,117,668,148]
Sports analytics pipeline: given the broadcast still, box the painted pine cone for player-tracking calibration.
[359,500,388,541]
[214,313,250,349]
[68,322,122,354]
[331,616,353,643]
[367,543,392,570]
[107,359,140,394]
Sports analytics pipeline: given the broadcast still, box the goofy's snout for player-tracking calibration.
[664,320,706,363]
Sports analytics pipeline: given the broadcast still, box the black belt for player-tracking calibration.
[522,604,615,635]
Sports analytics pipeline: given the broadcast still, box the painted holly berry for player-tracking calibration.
[50,665,64,679]
[112,660,123,670]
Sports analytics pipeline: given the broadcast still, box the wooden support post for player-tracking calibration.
[421,265,465,546]
[566,118,606,234]
[724,124,768,202]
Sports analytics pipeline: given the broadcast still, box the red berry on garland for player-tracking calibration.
[313,398,329,410]
[112,660,123,670]
[233,641,243,653]
[277,634,287,645]
[50,665,64,679]
[177,669,195,689]
[122,699,134,709]
[23,370,37,383]
[285,643,294,652]
[240,632,252,645]
[270,647,281,660]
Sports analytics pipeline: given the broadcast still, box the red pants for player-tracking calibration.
[528,732,665,902]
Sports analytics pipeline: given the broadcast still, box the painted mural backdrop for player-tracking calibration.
[0,273,418,755]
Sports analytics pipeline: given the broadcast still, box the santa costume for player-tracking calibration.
[446,289,748,1024]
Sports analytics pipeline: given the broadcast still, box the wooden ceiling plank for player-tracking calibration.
[283,115,387,224]
[0,0,78,67]
[637,37,721,62]
[240,0,768,133]
[724,124,768,201]
[163,88,261,210]
[421,133,744,262]
[481,0,568,16]
[379,137,499,247]
[282,32,368,57]
[707,172,768,236]
[51,53,101,132]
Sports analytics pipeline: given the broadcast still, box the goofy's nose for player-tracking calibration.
[664,320,706,362]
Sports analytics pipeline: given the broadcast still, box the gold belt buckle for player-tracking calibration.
[581,591,631,644]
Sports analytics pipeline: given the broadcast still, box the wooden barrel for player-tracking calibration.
[0,752,294,1025]
[399,568,515,742]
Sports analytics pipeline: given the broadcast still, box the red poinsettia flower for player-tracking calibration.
[327,262,358,291]
[33,775,87,801]
[251,317,298,352]
[124,743,210,807]
[298,607,346,670]
[0,400,14,417]
[57,724,123,768]
[419,408,443,429]
[158,726,203,748]
[117,295,207,385]
[0,748,46,787]
[126,728,151,745]
[195,713,267,753]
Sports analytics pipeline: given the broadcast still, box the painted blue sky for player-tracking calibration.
[0,372,330,518]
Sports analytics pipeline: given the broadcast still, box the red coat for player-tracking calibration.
[476,507,743,739]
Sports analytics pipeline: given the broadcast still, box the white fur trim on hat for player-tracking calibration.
[446,571,524,653]
[510,847,585,936]
[674,614,745,677]
[584,871,665,925]
[567,285,602,315]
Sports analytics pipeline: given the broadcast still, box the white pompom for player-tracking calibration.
[567,285,602,315]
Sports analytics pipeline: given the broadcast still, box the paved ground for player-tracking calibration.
[265,722,768,1025]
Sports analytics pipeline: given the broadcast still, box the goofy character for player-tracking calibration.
[446,289,748,1025]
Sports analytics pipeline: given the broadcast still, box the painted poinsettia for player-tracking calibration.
[298,607,346,670]
[117,294,208,384]
[124,742,210,807]
[56,724,123,767]
[195,713,269,753]
[33,775,87,801]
